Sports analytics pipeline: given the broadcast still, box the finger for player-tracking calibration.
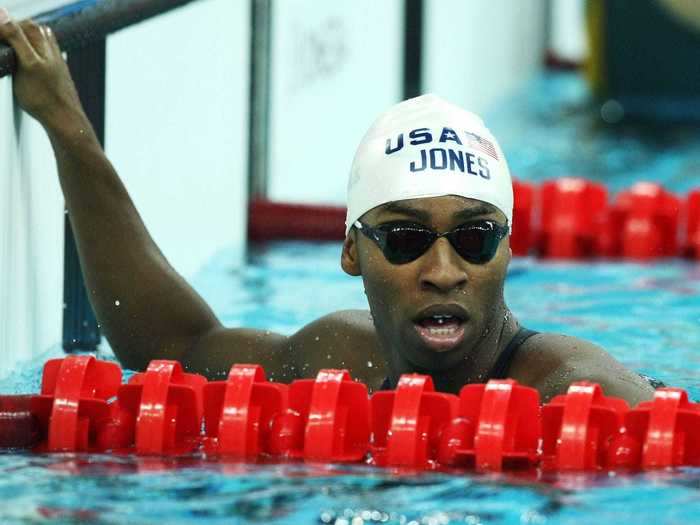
[37,24,59,61]
[43,25,62,57]
[19,20,49,59]
[44,26,66,64]
[0,13,40,66]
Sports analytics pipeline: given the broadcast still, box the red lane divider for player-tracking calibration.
[512,180,535,256]
[613,183,681,260]
[539,178,609,259]
[203,364,288,459]
[248,200,346,241]
[113,360,207,455]
[542,382,628,471]
[686,189,700,258]
[1,357,698,472]
[248,179,700,261]
[370,375,458,468]
[437,380,540,471]
[32,356,121,452]
[613,388,700,469]
[0,395,41,449]
[269,369,370,462]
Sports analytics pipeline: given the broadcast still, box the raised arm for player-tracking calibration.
[0,14,299,378]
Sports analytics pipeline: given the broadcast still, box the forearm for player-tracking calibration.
[47,113,220,370]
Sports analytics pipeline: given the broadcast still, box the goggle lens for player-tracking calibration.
[384,227,435,264]
[451,224,498,264]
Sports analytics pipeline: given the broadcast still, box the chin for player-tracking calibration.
[402,343,470,373]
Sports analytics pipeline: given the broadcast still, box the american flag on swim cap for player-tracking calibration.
[463,131,499,160]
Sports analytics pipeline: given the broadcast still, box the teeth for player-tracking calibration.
[427,326,457,335]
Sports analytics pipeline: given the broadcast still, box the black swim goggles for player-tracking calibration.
[354,219,509,265]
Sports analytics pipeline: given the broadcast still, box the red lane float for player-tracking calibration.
[438,380,540,471]
[686,189,700,258]
[370,375,458,468]
[0,356,698,472]
[538,178,609,259]
[511,179,535,256]
[612,183,681,259]
[32,356,121,452]
[0,395,41,449]
[542,382,628,470]
[612,388,700,468]
[109,360,207,455]
[248,179,700,261]
[202,364,288,458]
[272,369,370,462]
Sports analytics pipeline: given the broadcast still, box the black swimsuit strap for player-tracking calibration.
[378,326,539,390]
[488,327,540,379]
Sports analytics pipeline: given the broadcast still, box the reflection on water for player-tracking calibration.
[1,452,700,524]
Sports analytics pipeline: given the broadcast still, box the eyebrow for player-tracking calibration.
[379,201,498,223]
[452,204,499,221]
[379,202,430,222]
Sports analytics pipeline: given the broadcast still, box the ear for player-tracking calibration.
[341,232,362,276]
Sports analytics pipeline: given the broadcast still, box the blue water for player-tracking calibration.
[2,71,700,523]
[488,72,700,195]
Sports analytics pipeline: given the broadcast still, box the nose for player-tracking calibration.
[418,237,468,293]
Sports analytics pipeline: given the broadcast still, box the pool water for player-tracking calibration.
[1,242,699,524]
[2,71,700,523]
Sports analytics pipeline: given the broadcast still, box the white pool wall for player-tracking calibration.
[0,88,64,377]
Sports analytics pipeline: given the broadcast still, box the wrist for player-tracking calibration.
[44,107,98,146]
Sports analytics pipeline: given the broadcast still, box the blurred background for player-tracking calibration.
[1,0,699,375]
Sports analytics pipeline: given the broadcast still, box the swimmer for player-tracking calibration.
[0,14,655,404]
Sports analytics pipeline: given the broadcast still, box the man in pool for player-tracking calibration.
[0,14,655,404]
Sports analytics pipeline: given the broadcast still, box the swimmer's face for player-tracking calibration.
[341,195,511,372]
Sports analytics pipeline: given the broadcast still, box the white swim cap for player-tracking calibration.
[345,94,513,235]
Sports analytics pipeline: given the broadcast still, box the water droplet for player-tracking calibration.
[601,99,624,123]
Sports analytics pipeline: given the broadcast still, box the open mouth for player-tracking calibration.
[413,309,467,352]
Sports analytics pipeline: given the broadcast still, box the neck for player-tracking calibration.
[388,306,520,394]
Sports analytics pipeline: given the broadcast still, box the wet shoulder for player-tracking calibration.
[507,333,609,396]
[288,309,387,385]
[507,332,654,404]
